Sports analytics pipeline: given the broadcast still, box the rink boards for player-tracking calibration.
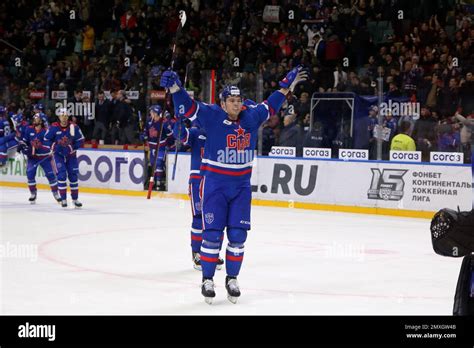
[1,149,472,218]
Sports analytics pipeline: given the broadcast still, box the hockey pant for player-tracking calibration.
[54,154,79,200]
[26,156,58,195]
[199,177,251,278]
[150,147,166,183]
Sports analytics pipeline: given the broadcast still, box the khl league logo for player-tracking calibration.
[205,213,214,224]
[367,169,408,201]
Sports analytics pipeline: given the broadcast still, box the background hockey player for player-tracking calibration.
[0,105,16,167]
[161,65,308,304]
[171,117,224,271]
[44,108,84,208]
[22,113,61,204]
[141,105,174,191]
[32,103,49,128]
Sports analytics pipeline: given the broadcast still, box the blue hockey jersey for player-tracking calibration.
[172,120,206,181]
[172,88,286,182]
[44,122,84,157]
[22,126,51,158]
[143,118,174,151]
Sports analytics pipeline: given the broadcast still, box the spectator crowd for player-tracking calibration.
[0,0,473,161]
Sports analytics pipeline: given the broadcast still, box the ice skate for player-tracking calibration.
[192,252,202,271]
[216,257,224,270]
[201,278,215,304]
[73,200,82,208]
[53,192,61,203]
[225,276,240,304]
[61,200,67,208]
[28,192,37,204]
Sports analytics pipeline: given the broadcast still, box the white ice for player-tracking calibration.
[0,187,462,315]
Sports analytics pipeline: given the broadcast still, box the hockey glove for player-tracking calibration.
[279,65,309,92]
[160,69,182,93]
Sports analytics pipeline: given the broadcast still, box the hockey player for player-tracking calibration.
[141,105,174,191]
[161,65,308,304]
[33,103,49,127]
[0,106,13,166]
[44,108,84,208]
[22,113,61,203]
[171,117,224,271]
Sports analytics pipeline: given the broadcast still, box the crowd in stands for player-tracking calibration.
[0,0,473,161]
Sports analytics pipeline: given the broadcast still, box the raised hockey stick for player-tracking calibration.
[171,62,191,181]
[147,10,187,198]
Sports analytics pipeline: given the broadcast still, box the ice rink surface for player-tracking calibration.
[0,187,462,315]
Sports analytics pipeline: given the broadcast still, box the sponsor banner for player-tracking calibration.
[125,91,139,100]
[77,149,144,190]
[390,151,422,162]
[270,146,296,157]
[51,91,68,99]
[263,5,280,23]
[166,153,191,194]
[104,91,113,100]
[0,150,145,191]
[338,149,369,161]
[303,147,331,159]
[29,91,45,99]
[167,157,472,212]
[430,152,464,164]
[150,90,166,100]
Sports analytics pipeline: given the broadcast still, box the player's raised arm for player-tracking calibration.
[253,65,309,124]
[160,69,215,128]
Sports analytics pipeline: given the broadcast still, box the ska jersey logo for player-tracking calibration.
[368,169,408,201]
[57,135,71,147]
[205,213,214,224]
[31,138,42,149]
[226,125,251,152]
[149,126,158,138]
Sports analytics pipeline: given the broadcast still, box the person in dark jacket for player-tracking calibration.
[303,121,328,148]
[110,90,132,145]
[412,106,438,161]
[279,114,302,155]
[92,91,111,144]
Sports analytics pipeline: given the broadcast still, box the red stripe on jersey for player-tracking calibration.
[200,255,218,262]
[190,174,202,180]
[184,101,197,118]
[226,254,244,262]
[200,165,252,176]
[191,235,202,241]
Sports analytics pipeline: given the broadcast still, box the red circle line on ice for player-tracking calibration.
[38,228,450,301]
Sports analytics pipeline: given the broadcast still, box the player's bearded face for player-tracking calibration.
[59,114,68,125]
[33,117,41,126]
[222,96,242,120]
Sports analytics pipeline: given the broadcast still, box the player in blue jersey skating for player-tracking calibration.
[44,108,85,208]
[141,105,174,191]
[161,65,308,304]
[22,113,61,204]
[172,117,224,271]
